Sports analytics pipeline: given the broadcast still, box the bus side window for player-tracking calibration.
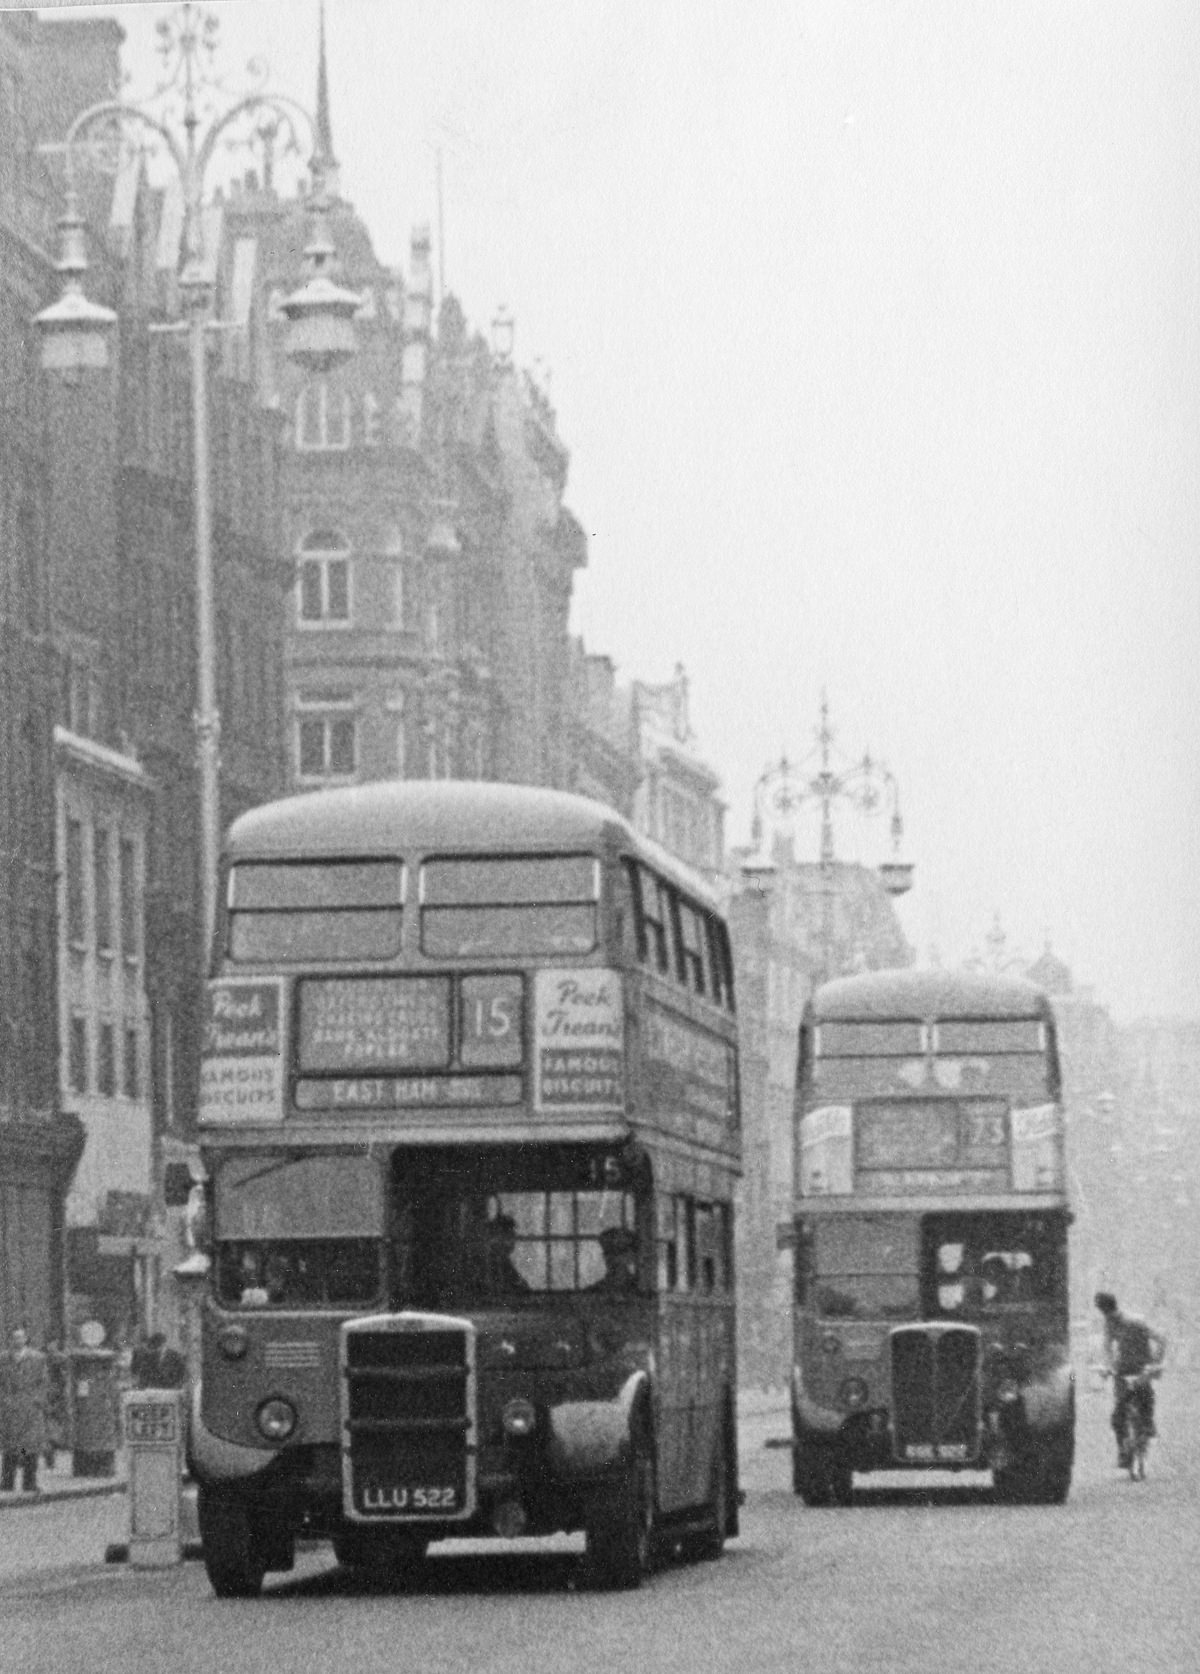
[678,900,710,996]
[707,916,735,1011]
[694,1201,724,1292]
[657,1194,678,1291]
[677,1194,697,1291]
[662,883,686,986]
[636,866,671,975]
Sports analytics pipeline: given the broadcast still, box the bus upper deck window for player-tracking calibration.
[420,855,599,959]
[227,860,404,963]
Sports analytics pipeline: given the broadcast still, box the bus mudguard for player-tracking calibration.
[187,1384,277,1486]
[1020,1360,1074,1433]
[545,1370,651,1482]
[791,1364,842,1435]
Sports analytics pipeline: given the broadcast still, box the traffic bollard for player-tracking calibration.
[122,1388,183,1567]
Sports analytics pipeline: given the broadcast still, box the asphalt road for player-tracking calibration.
[1,1375,1195,1674]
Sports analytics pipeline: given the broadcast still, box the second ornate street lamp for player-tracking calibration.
[751,691,914,896]
[34,1,359,956]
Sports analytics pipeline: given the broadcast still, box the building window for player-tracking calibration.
[94,825,113,953]
[295,379,350,450]
[386,528,405,627]
[66,816,85,944]
[69,1015,88,1093]
[120,837,139,961]
[98,1022,116,1096]
[363,390,382,445]
[295,693,358,781]
[297,531,351,626]
[124,1027,140,1099]
[387,692,406,776]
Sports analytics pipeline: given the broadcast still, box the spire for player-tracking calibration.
[314,0,340,198]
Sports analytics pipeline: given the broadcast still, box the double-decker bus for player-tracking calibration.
[188,781,740,1595]
[789,967,1073,1506]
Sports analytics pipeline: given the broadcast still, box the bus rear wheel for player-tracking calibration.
[587,1439,657,1589]
[680,1435,731,1562]
[197,1485,268,1599]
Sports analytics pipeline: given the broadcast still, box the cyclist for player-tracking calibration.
[1094,1291,1167,1467]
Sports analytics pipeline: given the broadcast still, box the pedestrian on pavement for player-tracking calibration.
[131,1329,187,1389]
[0,1325,51,1494]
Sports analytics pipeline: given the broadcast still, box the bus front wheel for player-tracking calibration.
[994,1427,1074,1506]
[197,1485,268,1599]
[792,1433,852,1508]
[586,1438,657,1589]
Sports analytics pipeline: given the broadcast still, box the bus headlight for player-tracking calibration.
[256,1397,297,1442]
[839,1377,869,1410]
[502,1398,538,1438]
[217,1324,248,1361]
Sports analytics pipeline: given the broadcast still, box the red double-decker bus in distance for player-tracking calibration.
[188,781,740,1595]
[788,967,1073,1506]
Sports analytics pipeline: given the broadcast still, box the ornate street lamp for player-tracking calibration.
[34,2,358,956]
[751,692,913,894]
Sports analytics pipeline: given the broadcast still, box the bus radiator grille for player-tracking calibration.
[890,1325,982,1464]
[342,1326,475,1520]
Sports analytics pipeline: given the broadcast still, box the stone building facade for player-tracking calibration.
[727,839,914,1391]
[0,11,288,1347]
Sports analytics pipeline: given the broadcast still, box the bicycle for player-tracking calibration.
[1103,1367,1160,1481]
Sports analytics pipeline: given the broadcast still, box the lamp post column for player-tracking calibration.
[188,298,219,958]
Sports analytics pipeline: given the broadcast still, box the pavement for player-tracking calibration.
[0,1449,129,1511]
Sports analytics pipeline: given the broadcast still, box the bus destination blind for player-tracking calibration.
[298,977,450,1072]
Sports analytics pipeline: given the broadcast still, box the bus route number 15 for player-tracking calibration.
[460,975,523,1068]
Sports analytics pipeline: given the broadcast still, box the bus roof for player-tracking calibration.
[811,966,1051,1023]
[224,780,719,904]
[227,781,627,857]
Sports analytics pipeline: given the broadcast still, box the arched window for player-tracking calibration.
[296,530,351,627]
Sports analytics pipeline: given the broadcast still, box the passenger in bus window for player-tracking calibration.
[484,1213,529,1294]
[980,1254,1012,1306]
[588,1226,639,1292]
[237,1248,269,1307]
[936,1243,967,1312]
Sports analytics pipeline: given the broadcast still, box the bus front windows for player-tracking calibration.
[923,1214,1053,1315]
[389,1145,646,1306]
[213,1152,384,1309]
[807,1216,920,1321]
[216,1238,380,1308]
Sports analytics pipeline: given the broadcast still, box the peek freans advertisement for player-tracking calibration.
[198,978,285,1125]
[533,969,624,1111]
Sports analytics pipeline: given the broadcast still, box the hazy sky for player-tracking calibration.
[34,1,1200,1021]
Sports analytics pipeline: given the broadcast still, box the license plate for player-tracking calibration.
[355,1483,460,1516]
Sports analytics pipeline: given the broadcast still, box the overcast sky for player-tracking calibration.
[34,0,1200,1021]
